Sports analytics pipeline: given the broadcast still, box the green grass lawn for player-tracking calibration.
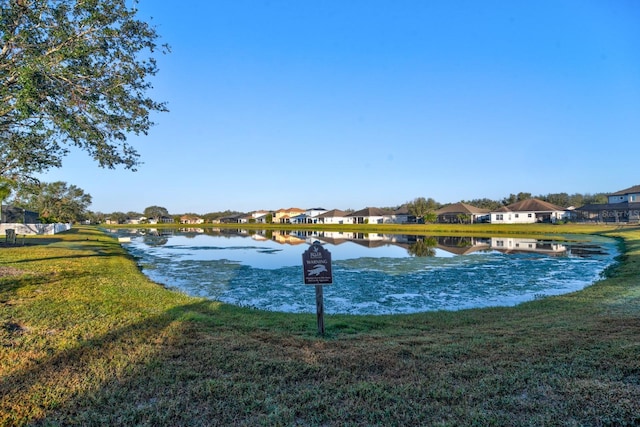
[1,224,639,426]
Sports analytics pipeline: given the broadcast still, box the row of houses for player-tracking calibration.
[219,203,564,225]
[217,185,640,225]
[94,184,640,226]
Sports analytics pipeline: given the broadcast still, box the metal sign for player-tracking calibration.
[302,241,333,285]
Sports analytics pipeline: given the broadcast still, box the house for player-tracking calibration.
[125,216,146,225]
[607,185,640,204]
[180,215,204,224]
[574,185,640,223]
[490,199,567,224]
[387,206,416,224]
[236,213,254,224]
[290,213,313,224]
[435,202,490,224]
[273,207,305,224]
[1,205,72,235]
[305,208,328,220]
[249,211,271,223]
[316,209,350,225]
[347,207,393,224]
[148,216,174,224]
[1,205,40,224]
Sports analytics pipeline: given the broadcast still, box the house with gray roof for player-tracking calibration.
[436,202,489,224]
[489,199,568,224]
[316,209,350,225]
[575,185,640,223]
[390,206,416,224]
[347,207,394,225]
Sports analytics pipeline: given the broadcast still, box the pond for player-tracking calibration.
[110,228,620,315]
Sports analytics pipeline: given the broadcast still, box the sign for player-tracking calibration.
[302,241,333,285]
[302,241,333,335]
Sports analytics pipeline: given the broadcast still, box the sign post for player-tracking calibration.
[302,241,333,335]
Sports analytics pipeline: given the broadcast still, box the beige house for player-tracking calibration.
[273,207,305,224]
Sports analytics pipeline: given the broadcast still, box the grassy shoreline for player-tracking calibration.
[109,221,635,235]
[1,224,639,425]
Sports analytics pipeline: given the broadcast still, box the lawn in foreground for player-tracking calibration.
[1,225,639,426]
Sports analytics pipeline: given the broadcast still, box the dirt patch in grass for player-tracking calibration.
[0,266,23,278]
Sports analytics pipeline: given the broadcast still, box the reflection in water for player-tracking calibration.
[108,228,619,315]
[407,237,438,257]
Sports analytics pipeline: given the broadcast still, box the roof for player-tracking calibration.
[576,202,640,212]
[275,207,305,213]
[436,202,489,215]
[504,198,566,212]
[348,207,393,217]
[317,209,348,218]
[609,185,640,196]
[393,205,410,215]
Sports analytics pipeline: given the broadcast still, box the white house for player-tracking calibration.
[490,199,567,224]
[290,214,312,224]
[348,207,393,224]
[316,209,350,225]
[305,207,328,220]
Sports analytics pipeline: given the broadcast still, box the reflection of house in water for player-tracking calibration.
[490,238,567,255]
[269,230,307,245]
[312,231,413,248]
[434,236,491,255]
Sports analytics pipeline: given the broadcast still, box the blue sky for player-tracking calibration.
[40,0,640,214]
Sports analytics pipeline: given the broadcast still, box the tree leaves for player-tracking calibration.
[10,180,92,223]
[0,0,167,180]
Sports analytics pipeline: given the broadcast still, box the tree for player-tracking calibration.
[0,176,15,221]
[423,211,438,224]
[86,210,106,224]
[0,0,167,182]
[461,198,502,211]
[143,205,169,221]
[407,197,439,222]
[126,211,143,220]
[109,211,127,224]
[502,192,532,206]
[456,213,471,224]
[542,192,570,207]
[11,180,91,223]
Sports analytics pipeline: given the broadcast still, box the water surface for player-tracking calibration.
[112,229,619,315]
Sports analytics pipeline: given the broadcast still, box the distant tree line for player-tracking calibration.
[462,192,608,210]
